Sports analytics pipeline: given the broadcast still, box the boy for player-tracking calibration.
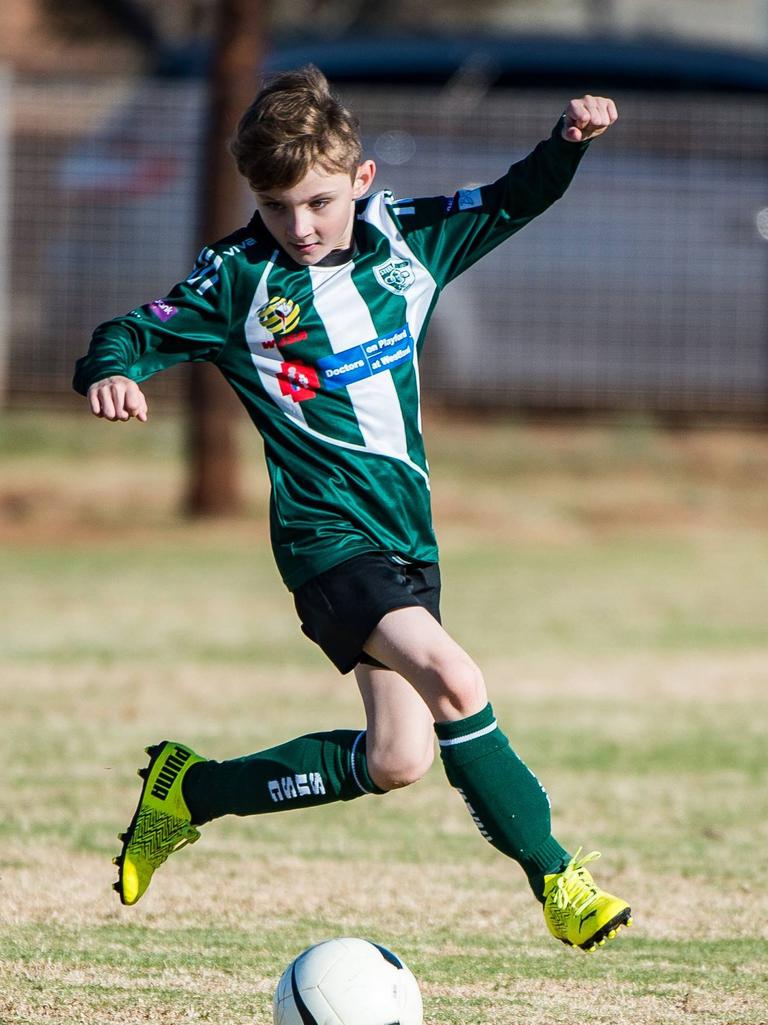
[74,66,630,951]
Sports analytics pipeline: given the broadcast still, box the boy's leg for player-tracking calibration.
[184,645,437,828]
[364,606,632,950]
[190,663,434,825]
[363,605,569,892]
[113,555,422,907]
[114,673,434,907]
[184,728,384,824]
[353,662,435,791]
[114,729,387,906]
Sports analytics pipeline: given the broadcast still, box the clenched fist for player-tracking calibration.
[87,375,149,422]
[561,95,618,143]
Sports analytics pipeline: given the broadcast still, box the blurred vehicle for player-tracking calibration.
[46,34,768,410]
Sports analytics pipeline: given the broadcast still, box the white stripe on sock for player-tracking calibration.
[437,720,498,747]
[350,730,372,794]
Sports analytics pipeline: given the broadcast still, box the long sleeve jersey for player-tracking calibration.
[73,121,589,590]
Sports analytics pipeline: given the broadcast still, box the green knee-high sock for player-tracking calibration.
[435,703,570,900]
[182,730,384,825]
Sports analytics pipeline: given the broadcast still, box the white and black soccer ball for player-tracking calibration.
[273,937,423,1025]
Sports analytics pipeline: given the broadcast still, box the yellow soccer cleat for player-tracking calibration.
[112,741,206,906]
[543,849,632,951]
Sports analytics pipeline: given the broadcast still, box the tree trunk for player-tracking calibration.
[185,0,266,516]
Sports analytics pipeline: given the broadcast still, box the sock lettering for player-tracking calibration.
[267,772,326,803]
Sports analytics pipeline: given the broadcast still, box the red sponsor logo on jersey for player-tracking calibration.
[278,361,319,402]
[261,330,308,351]
[279,330,308,347]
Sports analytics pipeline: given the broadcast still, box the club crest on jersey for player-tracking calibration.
[258,296,301,335]
[373,258,414,295]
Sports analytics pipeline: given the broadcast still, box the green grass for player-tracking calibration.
[2,533,766,665]
[1,411,767,1023]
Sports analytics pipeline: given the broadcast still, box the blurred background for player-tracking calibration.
[0,0,767,423]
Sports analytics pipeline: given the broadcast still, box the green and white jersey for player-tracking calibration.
[74,121,589,589]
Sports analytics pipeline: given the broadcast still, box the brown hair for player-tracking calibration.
[230,65,363,191]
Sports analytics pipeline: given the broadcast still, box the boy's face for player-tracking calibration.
[254,161,376,266]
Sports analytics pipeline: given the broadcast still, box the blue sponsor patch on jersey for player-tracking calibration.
[317,345,369,388]
[318,325,414,389]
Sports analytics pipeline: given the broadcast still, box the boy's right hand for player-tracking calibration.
[87,376,148,422]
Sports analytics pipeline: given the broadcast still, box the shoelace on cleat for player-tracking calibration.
[551,848,602,915]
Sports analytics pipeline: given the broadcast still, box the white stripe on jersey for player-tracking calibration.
[309,261,410,464]
[361,194,439,436]
[245,248,429,483]
[244,251,311,430]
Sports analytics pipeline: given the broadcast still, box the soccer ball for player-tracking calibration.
[273,937,423,1025]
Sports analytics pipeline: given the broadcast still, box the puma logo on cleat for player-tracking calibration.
[150,746,191,800]
[579,908,599,928]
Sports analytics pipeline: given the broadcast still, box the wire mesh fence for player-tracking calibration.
[5,74,768,416]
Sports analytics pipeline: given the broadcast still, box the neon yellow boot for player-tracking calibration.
[113,741,206,906]
[543,849,632,951]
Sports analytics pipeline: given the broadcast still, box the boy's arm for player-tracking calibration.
[73,245,233,421]
[391,95,617,288]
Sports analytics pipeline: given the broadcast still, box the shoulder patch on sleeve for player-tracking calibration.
[391,197,416,215]
[148,298,178,322]
[457,186,483,210]
[186,246,223,297]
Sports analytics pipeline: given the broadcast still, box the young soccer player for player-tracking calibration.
[74,66,630,951]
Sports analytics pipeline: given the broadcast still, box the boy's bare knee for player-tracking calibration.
[431,655,487,720]
[368,745,434,792]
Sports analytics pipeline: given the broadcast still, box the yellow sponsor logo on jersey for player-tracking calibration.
[258,296,301,335]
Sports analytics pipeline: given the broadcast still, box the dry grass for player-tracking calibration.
[1,412,768,1023]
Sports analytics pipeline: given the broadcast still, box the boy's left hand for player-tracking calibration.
[561,96,618,142]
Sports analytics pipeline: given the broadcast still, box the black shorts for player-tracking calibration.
[293,551,441,674]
